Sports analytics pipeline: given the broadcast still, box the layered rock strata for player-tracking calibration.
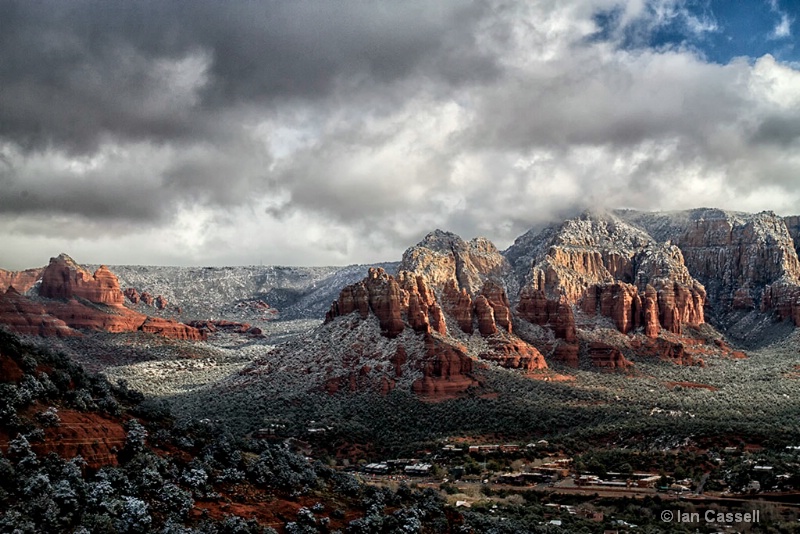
[40,254,124,306]
[622,209,800,327]
[319,267,548,398]
[509,212,707,338]
[0,254,204,340]
[399,230,511,296]
[0,267,43,293]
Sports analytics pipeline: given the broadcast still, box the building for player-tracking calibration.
[363,463,389,475]
[405,464,433,476]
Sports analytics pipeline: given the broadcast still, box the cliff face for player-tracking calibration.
[508,212,707,340]
[0,267,44,293]
[0,288,78,337]
[621,209,800,334]
[312,265,552,399]
[40,254,125,306]
[325,267,547,379]
[399,230,511,296]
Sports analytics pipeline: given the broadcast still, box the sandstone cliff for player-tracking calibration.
[0,267,43,293]
[399,229,511,295]
[40,254,125,306]
[0,288,78,337]
[325,267,547,376]
[620,209,800,337]
[507,211,707,339]
[0,254,205,341]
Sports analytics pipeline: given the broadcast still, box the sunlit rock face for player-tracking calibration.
[0,254,205,340]
[40,254,125,306]
[507,211,707,339]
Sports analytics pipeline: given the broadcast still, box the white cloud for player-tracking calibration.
[3,1,800,270]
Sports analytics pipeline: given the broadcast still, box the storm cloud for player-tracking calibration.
[1,0,800,269]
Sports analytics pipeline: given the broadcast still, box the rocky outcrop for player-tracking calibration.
[479,338,547,371]
[411,334,479,399]
[629,337,705,367]
[139,317,206,340]
[187,320,261,336]
[784,215,800,259]
[442,279,473,334]
[326,267,404,338]
[552,341,580,367]
[474,295,497,336]
[480,281,512,334]
[642,285,660,338]
[623,209,800,327]
[40,254,124,306]
[517,288,577,342]
[155,295,168,310]
[0,268,43,293]
[588,342,633,370]
[36,410,127,470]
[582,282,641,334]
[140,292,154,306]
[317,267,551,398]
[124,288,140,304]
[0,288,78,337]
[0,255,205,341]
[399,230,511,295]
[509,212,708,338]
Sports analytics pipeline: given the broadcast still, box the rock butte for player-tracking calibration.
[0,254,205,341]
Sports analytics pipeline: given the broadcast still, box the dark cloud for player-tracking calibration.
[2,1,800,270]
[752,114,800,146]
[0,0,495,153]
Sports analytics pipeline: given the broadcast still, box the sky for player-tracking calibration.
[1,0,800,269]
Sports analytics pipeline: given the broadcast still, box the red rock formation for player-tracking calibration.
[553,296,577,342]
[187,320,253,335]
[399,230,511,296]
[761,281,800,325]
[480,281,512,334]
[442,279,473,334]
[39,255,124,306]
[479,338,547,371]
[43,299,146,334]
[642,285,660,338]
[390,346,408,377]
[140,292,154,306]
[124,288,140,304]
[640,338,704,366]
[364,268,404,338]
[588,342,633,370]
[0,267,43,293]
[155,295,168,310]
[474,295,497,336]
[0,288,78,337]
[140,317,206,340]
[517,286,550,325]
[597,282,641,334]
[411,334,479,399]
[36,410,127,470]
[0,256,205,341]
[655,281,705,334]
[517,287,577,343]
[325,268,405,338]
[552,341,580,367]
[396,272,447,335]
